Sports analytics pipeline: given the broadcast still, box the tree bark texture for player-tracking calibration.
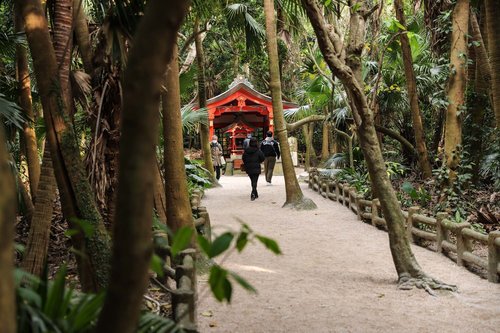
[194,20,215,179]
[162,44,194,234]
[321,109,330,160]
[153,159,167,225]
[444,0,469,178]
[21,144,57,276]
[15,3,40,198]
[302,0,427,279]
[485,0,500,128]
[95,2,189,332]
[0,126,16,333]
[264,0,316,209]
[73,0,92,74]
[394,0,432,179]
[18,0,111,291]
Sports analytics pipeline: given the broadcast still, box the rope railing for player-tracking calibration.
[308,168,500,283]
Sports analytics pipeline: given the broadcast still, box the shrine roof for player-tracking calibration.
[204,76,298,108]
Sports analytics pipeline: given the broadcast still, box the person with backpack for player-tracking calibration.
[260,131,280,185]
[242,137,265,201]
[210,135,223,180]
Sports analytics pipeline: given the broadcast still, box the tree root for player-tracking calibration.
[282,197,317,210]
[398,273,458,296]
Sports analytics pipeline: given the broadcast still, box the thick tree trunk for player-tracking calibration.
[95,2,189,332]
[0,126,16,333]
[485,0,500,128]
[264,0,316,210]
[394,0,432,179]
[162,45,194,235]
[73,0,92,74]
[18,0,111,292]
[15,4,40,198]
[444,0,469,181]
[21,144,57,276]
[302,0,455,292]
[195,20,215,180]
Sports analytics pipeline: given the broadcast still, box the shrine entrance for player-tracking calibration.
[205,76,297,169]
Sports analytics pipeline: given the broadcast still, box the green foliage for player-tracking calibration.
[334,167,370,197]
[433,147,474,221]
[184,158,212,194]
[400,181,431,207]
[15,267,179,333]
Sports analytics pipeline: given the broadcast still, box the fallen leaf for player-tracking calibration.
[209,321,217,327]
[201,310,213,317]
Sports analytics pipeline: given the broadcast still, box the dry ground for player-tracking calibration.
[196,173,500,333]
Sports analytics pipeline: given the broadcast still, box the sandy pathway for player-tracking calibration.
[196,174,500,333]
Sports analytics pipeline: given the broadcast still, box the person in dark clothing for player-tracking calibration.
[242,137,265,201]
[260,131,280,185]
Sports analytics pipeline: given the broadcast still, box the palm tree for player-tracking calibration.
[264,0,316,210]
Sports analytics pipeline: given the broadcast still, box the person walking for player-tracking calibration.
[260,131,280,185]
[242,133,252,149]
[210,135,223,180]
[242,137,265,201]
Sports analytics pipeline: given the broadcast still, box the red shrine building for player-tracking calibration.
[204,76,297,163]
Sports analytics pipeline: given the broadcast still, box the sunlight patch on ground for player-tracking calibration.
[230,264,277,274]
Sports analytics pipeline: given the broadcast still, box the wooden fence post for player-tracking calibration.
[371,199,380,227]
[436,212,448,253]
[488,231,500,283]
[355,195,363,220]
[334,181,340,202]
[343,185,349,208]
[407,206,419,244]
[456,223,472,267]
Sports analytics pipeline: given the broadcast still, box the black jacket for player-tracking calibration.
[260,138,280,159]
[242,147,265,175]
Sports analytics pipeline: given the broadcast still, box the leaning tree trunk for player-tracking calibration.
[301,0,455,292]
[95,1,190,332]
[264,0,316,210]
[194,20,215,180]
[321,109,329,160]
[394,0,432,179]
[485,0,500,128]
[15,4,40,198]
[162,44,195,235]
[18,0,111,292]
[153,159,167,225]
[444,0,469,182]
[0,126,16,333]
[21,144,57,276]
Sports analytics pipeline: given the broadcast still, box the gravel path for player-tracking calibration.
[196,174,500,333]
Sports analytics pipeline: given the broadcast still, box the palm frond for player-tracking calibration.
[0,93,25,130]
[181,104,208,133]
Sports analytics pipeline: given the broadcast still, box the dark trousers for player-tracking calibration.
[263,156,276,183]
[214,166,221,180]
[249,174,259,196]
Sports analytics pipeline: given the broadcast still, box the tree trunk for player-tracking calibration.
[264,0,316,210]
[195,20,215,180]
[321,109,329,160]
[469,9,488,182]
[162,44,194,235]
[18,0,111,292]
[95,1,189,332]
[21,144,57,276]
[0,126,16,333]
[73,0,92,74]
[301,0,455,292]
[394,0,432,179]
[303,125,311,171]
[53,0,74,115]
[15,3,40,198]
[485,0,500,128]
[153,159,167,225]
[444,0,469,181]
